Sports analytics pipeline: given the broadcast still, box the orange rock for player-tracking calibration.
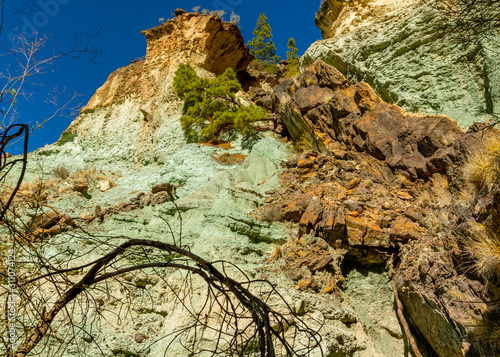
[324,279,335,294]
[283,194,314,222]
[297,157,315,169]
[299,199,323,231]
[309,255,333,272]
[297,238,307,246]
[296,277,315,291]
[363,222,387,247]
[397,191,413,200]
[346,216,366,246]
[345,178,362,190]
[390,215,418,240]
[27,211,60,230]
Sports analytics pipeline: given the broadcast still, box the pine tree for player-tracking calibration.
[285,37,300,78]
[247,13,280,73]
[173,64,268,142]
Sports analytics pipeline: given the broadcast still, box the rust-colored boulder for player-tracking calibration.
[247,86,276,110]
[345,215,367,246]
[393,235,498,357]
[299,60,347,89]
[404,207,424,222]
[296,276,315,291]
[28,211,76,239]
[299,199,323,235]
[389,216,419,241]
[283,194,314,222]
[293,86,334,113]
[28,211,59,231]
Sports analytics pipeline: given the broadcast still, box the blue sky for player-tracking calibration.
[1,0,322,154]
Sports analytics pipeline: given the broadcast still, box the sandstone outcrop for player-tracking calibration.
[50,12,252,170]
[83,12,251,112]
[305,0,500,126]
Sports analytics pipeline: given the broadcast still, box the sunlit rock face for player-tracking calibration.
[9,12,406,357]
[306,0,500,127]
[47,12,252,172]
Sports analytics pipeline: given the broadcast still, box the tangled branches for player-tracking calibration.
[433,0,500,45]
[0,124,28,220]
[0,142,323,356]
[1,224,324,356]
[10,232,322,356]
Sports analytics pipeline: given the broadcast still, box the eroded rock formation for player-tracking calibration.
[257,60,500,357]
[305,0,500,126]
[6,8,500,357]
[55,11,252,169]
[275,60,463,179]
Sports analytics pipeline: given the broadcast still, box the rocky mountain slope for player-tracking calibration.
[305,0,500,127]
[3,6,500,357]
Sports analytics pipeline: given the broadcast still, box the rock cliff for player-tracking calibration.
[4,12,407,357]
[51,11,252,171]
[3,8,500,357]
[305,0,500,126]
[266,59,500,357]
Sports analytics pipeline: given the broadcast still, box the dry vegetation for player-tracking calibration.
[461,133,500,282]
[462,223,500,281]
[464,134,500,193]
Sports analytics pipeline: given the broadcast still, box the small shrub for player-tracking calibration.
[462,223,500,282]
[210,10,226,18]
[229,11,241,26]
[53,166,70,180]
[465,134,500,193]
[269,244,282,261]
[415,188,437,207]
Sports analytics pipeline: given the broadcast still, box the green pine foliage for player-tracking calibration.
[247,13,281,73]
[285,37,300,78]
[173,64,268,141]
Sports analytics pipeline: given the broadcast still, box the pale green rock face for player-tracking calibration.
[6,131,406,356]
[305,0,500,127]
